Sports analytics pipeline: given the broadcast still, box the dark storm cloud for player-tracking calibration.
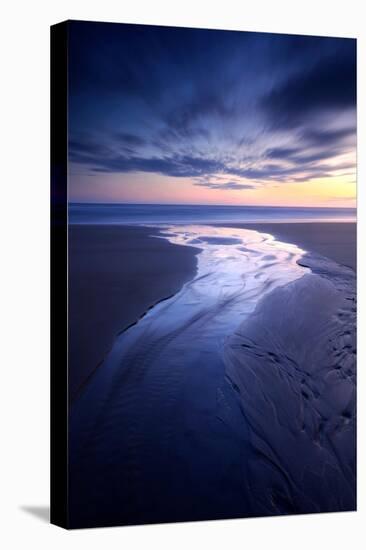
[266,147,303,159]
[264,124,356,170]
[261,40,356,129]
[69,139,111,157]
[68,21,356,188]
[266,146,342,166]
[71,148,226,178]
[301,127,356,147]
[229,163,331,182]
[114,133,147,147]
[163,91,234,140]
[70,139,348,185]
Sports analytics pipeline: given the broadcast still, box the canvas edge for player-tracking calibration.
[50,20,69,529]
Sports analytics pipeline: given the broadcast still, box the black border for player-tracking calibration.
[50,20,69,529]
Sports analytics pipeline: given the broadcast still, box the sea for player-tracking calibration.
[69,203,356,225]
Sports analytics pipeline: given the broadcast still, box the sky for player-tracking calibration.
[68,21,356,207]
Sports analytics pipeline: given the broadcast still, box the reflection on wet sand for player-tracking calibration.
[69,225,355,527]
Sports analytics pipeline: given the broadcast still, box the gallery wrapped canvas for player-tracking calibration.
[51,20,356,529]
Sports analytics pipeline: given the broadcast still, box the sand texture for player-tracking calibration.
[68,224,356,527]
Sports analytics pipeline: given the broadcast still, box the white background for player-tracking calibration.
[1,0,364,548]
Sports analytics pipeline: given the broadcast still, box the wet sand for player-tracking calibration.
[219,222,356,270]
[68,225,199,400]
[225,252,356,515]
[68,222,356,527]
[68,222,355,401]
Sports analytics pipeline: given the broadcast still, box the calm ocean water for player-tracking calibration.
[69,203,356,225]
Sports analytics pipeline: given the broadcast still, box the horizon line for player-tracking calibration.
[68,202,357,210]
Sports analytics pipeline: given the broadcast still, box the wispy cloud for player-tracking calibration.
[194,181,255,190]
[68,22,356,197]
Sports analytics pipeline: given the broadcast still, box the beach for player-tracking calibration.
[68,220,356,527]
[68,225,199,400]
[220,222,356,270]
[69,222,356,399]
[54,22,359,531]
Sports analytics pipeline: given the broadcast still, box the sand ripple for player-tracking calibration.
[69,226,355,526]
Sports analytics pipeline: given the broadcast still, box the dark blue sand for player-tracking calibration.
[69,225,356,528]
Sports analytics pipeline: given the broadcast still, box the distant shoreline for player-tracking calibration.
[69,203,356,225]
[69,201,357,209]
